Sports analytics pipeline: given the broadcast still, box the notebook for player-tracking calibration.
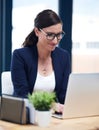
[52,73,99,119]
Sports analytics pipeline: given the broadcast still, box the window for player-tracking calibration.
[12,0,58,51]
[72,0,99,72]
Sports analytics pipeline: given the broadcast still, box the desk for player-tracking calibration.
[0,116,99,130]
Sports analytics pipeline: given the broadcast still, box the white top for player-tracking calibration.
[33,72,55,92]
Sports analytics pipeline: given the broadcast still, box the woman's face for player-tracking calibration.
[35,23,64,51]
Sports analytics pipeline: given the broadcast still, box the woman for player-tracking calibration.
[11,9,71,113]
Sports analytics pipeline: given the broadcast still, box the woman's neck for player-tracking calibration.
[37,43,51,60]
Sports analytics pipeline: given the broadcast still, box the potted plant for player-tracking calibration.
[28,91,56,127]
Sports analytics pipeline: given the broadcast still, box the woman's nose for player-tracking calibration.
[52,36,59,44]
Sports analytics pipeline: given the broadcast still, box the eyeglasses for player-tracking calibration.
[39,28,65,41]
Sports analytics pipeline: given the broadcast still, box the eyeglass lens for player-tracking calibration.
[39,28,65,41]
[46,32,65,40]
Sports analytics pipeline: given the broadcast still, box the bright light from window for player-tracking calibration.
[12,0,58,51]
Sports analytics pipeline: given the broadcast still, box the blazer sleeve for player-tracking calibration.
[58,51,71,104]
[11,49,30,97]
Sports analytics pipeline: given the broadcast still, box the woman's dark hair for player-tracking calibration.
[22,9,62,47]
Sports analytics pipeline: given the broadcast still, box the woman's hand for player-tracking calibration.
[53,103,64,113]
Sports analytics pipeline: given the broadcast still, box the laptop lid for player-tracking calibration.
[62,73,99,119]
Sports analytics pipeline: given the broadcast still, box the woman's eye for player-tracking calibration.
[47,33,55,37]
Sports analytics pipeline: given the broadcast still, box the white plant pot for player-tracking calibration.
[36,110,51,127]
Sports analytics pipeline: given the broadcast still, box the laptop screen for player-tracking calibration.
[53,73,99,119]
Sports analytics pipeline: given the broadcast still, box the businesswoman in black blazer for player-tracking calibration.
[11,9,71,113]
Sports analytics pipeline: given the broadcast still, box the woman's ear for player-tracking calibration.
[34,27,39,36]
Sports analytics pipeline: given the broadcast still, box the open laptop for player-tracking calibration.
[52,73,99,119]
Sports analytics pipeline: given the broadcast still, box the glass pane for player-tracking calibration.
[72,0,99,73]
[12,0,58,51]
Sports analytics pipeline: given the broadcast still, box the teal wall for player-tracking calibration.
[0,0,12,95]
[59,0,73,70]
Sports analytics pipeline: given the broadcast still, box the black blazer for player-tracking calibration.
[11,45,71,104]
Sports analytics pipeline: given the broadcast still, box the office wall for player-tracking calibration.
[59,0,73,63]
[0,0,12,95]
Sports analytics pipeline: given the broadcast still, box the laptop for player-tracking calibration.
[52,73,99,119]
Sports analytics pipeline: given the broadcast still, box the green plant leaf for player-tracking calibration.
[28,91,56,111]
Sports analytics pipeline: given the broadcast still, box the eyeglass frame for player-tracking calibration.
[39,28,65,41]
